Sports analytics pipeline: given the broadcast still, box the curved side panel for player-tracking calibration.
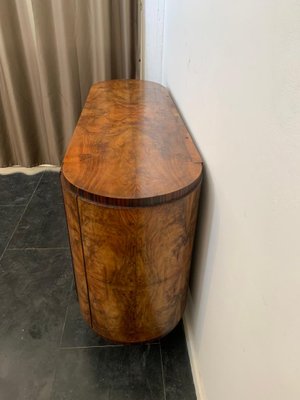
[76,185,201,343]
[61,175,92,326]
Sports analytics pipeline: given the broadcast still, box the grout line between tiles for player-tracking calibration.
[60,345,126,350]
[7,247,70,251]
[60,342,161,350]
[0,172,44,262]
[59,278,74,348]
[0,204,27,207]
[50,278,74,398]
[159,342,167,400]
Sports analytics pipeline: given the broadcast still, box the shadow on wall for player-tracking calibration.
[165,88,218,339]
[189,166,219,340]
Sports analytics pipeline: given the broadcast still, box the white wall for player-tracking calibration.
[144,0,300,399]
[141,0,165,83]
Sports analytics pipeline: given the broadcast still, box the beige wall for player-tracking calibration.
[143,0,300,398]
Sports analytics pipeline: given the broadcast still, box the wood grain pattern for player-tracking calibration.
[61,80,203,343]
[78,186,200,343]
[62,79,203,207]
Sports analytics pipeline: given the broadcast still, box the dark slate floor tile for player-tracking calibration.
[0,249,72,400]
[0,173,196,400]
[51,345,164,400]
[0,173,41,206]
[0,345,58,400]
[61,286,120,348]
[160,321,196,400]
[8,201,69,249]
[0,249,72,345]
[34,171,63,204]
[0,206,24,257]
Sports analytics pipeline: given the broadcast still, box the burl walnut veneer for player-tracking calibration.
[61,80,203,343]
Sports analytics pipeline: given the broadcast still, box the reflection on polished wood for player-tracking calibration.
[61,80,203,343]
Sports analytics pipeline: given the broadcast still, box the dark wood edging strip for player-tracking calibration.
[61,170,203,208]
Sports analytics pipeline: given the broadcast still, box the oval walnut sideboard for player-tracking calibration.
[61,79,203,344]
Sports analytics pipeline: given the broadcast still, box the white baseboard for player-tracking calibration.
[183,290,206,400]
[0,165,60,175]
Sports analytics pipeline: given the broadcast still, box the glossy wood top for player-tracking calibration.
[62,80,202,206]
